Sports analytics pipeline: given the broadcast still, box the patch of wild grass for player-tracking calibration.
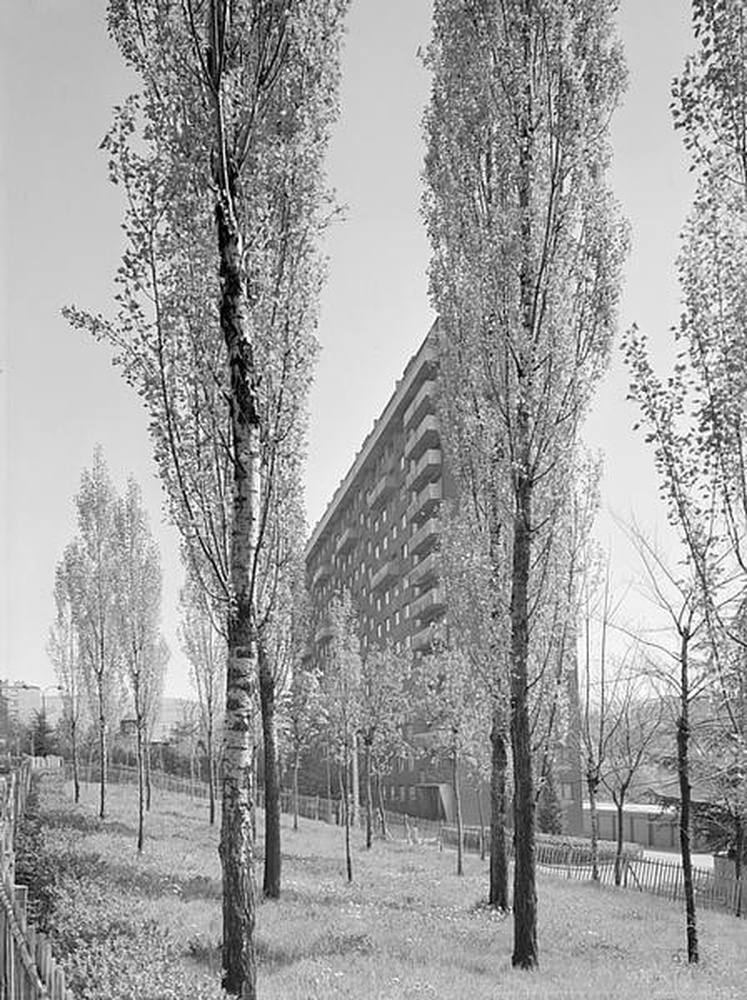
[30,773,747,999]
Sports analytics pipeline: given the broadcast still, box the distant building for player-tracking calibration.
[0,681,63,728]
[305,324,584,833]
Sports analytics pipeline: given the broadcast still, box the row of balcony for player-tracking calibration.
[411,585,445,623]
[403,378,436,431]
[405,448,442,493]
[404,413,440,462]
[408,481,442,524]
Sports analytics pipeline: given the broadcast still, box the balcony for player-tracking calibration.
[335,525,359,556]
[409,550,439,588]
[405,448,442,492]
[411,623,435,653]
[407,482,442,524]
[367,472,397,510]
[405,414,440,461]
[311,562,333,589]
[411,586,446,623]
[315,621,335,644]
[371,559,399,592]
[403,379,436,430]
[410,517,439,557]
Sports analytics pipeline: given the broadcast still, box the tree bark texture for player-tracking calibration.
[510,473,538,969]
[677,631,698,964]
[340,755,353,883]
[453,746,464,877]
[376,769,388,839]
[351,732,361,828]
[71,720,81,805]
[365,741,374,849]
[293,752,300,832]
[259,644,281,899]
[207,730,216,827]
[137,721,145,854]
[216,179,261,998]
[97,683,107,820]
[587,772,600,882]
[614,794,624,887]
[489,706,509,910]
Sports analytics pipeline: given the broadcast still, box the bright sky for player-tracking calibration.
[0,0,694,699]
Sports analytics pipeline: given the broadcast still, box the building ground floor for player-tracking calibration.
[583,800,712,852]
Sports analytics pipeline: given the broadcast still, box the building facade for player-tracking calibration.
[305,324,583,832]
[306,325,451,666]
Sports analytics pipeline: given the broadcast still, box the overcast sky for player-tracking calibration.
[0,0,694,698]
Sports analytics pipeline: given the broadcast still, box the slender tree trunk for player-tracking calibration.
[97,682,106,820]
[326,746,333,822]
[613,790,625,887]
[136,719,145,853]
[293,752,300,832]
[145,735,152,812]
[454,745,464,877]
[376,768,388,839]
[489,705,509,910]
[207,728,216,827]
[488,457,509,908]
[71,718,81,805]
[587,771,600,882]
[364,740,373,849]
[677,631,698,964]
[477,780,486,862]
[351,731,360,829]
[510,467,538,969]
[259,644,281,899]
[340,753,353,882]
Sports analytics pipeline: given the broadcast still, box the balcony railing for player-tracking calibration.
[405,413,440,461]
[410,517,439,556]
[411,623,435,653]
[405,448,442,492]
[335,525,359,555]
[367,472,397,510]
[411,586,446,623]
[315,621,335,644]
[371,559,399,592]
[311,562,334,589]
[403,379,436,430]
[407,481,442,524]
[409,551,439,588]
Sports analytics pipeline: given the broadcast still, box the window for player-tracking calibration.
[403,543,409,559]
[404,603,410,619]
[394,609,400,626]
[382,508,388,524]
[384,590,390,606]
[376,597,382,612]
[392,524,398,540]
[400,454,405,470]
[374,544,380,560]
[401,513,407,529]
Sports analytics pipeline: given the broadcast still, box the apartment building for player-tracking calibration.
[306,324,452,664]
[306,323,583,832]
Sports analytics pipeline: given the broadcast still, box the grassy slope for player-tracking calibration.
[31,773,746,1000]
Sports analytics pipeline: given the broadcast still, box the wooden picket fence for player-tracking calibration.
[0,756,74,1000]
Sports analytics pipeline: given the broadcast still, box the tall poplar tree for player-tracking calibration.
[424,0,626,968]
[114,477,166,853]
[65,4,347,994]
[72,447,122,820]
